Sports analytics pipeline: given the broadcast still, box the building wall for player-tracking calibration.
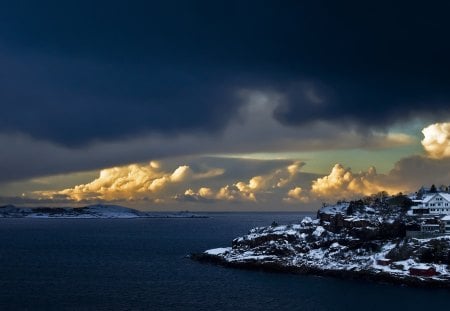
[418,194,450,215]
[406,230,450,238]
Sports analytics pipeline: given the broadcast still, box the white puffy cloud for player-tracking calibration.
[422,122,450,159]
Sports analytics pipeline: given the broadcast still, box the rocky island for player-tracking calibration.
[193,190,450,288]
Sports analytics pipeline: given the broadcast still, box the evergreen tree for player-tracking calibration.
[430,184,437,193]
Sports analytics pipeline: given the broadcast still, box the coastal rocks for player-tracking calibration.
[193,203,450,288]
[318,202,406,239]
[386,238,450,265]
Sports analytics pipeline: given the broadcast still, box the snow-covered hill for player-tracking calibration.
[76,204,144,218]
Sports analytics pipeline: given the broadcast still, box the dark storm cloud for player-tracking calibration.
[0,48,238,146]
[388,156,450,190]
[0,0,449,146]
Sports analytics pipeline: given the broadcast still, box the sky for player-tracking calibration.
[1,0,450,211]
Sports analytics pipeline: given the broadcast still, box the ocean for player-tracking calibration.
[0,212,448,310]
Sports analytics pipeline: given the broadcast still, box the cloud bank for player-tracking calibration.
[4,122,450,210]
[0,94,415,184]
[37,162,224,202]
[178,161,305,203]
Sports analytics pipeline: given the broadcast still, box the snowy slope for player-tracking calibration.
[77,204,143,218]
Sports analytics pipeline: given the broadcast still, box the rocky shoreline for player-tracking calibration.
[191,199,450,288]
[191,251,450,288]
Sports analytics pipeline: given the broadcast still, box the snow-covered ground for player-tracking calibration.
[199,211,450,287]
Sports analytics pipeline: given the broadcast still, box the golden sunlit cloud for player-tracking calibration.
[283,187,309,203]
[37,162,224,202]
[421,122,450,159]
[309,164,401,200]
[217,184,256,202]
[217,161,304,202]
[181,161,304,203]
[31,119,450,208]
[179,159,413,205]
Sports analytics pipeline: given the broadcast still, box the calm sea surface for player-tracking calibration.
[0,212,448,310]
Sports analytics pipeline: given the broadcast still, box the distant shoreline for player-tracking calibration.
[0,204,208,219]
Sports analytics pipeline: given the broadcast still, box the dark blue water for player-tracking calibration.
[0,212,448,310]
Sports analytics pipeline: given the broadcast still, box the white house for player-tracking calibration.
[412,192,450,215]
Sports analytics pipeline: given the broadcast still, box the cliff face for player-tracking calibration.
[193,204,450,288]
